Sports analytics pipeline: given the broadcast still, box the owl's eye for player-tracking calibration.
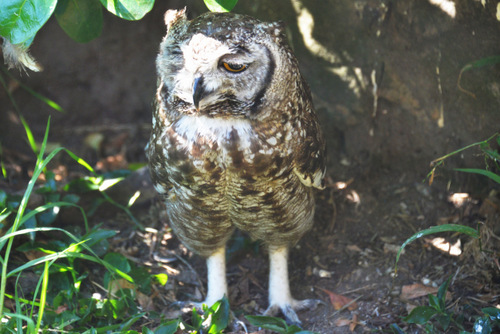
[221,62,247,73]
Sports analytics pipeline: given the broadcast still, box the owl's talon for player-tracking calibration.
[264,298,322,326]
[172,300,203,311]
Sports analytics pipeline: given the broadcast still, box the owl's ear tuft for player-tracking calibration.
[164,8,187,32]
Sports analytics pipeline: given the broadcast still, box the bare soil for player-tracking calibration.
[1,0,500,333]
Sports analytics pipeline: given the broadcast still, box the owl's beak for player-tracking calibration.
[192,76,207,111]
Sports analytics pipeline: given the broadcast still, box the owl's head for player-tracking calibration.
[157,9,296,117]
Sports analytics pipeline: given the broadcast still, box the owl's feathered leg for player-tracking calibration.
[264,246,320,325]
[204,246,228,307]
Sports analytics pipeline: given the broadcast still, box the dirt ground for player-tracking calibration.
[1,0,500,333]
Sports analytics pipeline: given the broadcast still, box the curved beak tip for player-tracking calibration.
[192,76,204,111]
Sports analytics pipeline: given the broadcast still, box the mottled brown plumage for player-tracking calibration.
[147,9,326,324]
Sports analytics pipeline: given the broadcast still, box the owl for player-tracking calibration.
[147,9,326,325]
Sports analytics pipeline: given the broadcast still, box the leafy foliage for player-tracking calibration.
[0,0,155,46]
[0,0,240,47]
[394,224,479,273]
[246,315,319,334]
[393,278,500,333]
[0,0,241,71]
[203,0,239,12]
[457,56,500,98]
[0,117,251,333]
[428,133,500,186]
[55,0,104,43]
[0,0,58,44]
[393,134,500,333]
[99,0,155,21]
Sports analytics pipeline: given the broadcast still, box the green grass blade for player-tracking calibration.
[455,168,500,185]
[3,312,36,333]
[1,66,64,112]
[0,201,88,252]
[34,262,49,333]
[19,115,38,156]
[458,57,500,98]
[460,56,500,73]
[4,293,41,308]
[0,144,7,178]
[0,117,52,320]
[14,274,24,334]
[0,226,132,282]
[430,133,499,166]
[395,224,479,273]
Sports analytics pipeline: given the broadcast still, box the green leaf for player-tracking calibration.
[54,310,81,329]
[455,168,500,185]
[208,296,230,333]
[245,315,288,333]
[481,148,500,163]
[473,316,492,334]
[23,210,37,241]
[482,307,500,321]
[204,0,238,12]
[191,307,203,329]
[435,314,451,331]
[104,252,131,273]
[99,0,154,21]
[154,319,181,334]
[0,190,7,208]
[288,327,317,334]
[55,0,103,43]
[395,224,479,272]
[142,328,154,334]
[428,294,441,311]
[437,276,451,308]
[83,228,116,247]
[37,206,59,226]
[62,193,80,204]
[129,262,152,293]
[403,306,437,324]
[0,0,58,44]
[390,324,406,334]
[154,273,168,285]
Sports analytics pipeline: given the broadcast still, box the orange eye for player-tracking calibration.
[222,62,247,73]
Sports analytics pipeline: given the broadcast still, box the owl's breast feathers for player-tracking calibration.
[148,104,325,254]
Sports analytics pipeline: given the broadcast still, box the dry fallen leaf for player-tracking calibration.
[346,244,362,253]
[108,278,136,298]
[334,313,359,332]
[334,318,352,327]
[383,243,402,254]
[320,288,358,310]
[350,313,359,332]
[137,291,155,311]
[55,305,68,314]
[400,283,438,300]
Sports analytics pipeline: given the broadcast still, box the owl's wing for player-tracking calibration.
[146,139,173,195]
[292,106,326,190]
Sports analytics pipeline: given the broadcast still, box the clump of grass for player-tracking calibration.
[393,133,500,333]
[391,278,500,334]
[0,118,141,332]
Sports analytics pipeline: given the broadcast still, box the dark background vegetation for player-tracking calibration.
[1,0,499,332]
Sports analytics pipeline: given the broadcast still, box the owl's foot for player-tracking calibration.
[172,299,205,311]
[267,246,323,325]
[264,298,322,325]
[174,247,228,311]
